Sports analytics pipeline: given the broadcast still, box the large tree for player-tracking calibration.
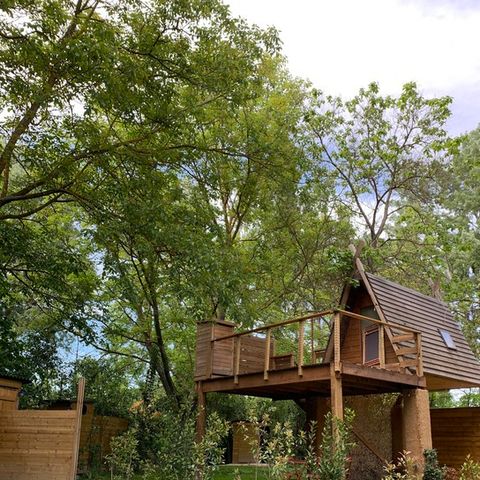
[305,82,453,254]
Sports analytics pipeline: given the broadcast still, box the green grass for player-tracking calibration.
[81,464,268,480]
[213,465,269,480]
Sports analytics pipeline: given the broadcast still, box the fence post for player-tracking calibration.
[70,377,85,480]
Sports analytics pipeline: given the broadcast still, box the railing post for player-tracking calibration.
[416,333,423,376]
[234,336,241,384]
[264,329,271,380]
[333,312,341,373]
[298,320,305,377]
[310,318,315,364]
[378,324,385,368]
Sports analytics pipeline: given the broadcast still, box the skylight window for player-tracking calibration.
[439,329,457,350]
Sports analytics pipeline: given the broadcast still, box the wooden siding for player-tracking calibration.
[195,321,234,379]
[0,410,77,480]
[239,335,267,374]
[0,378,22,411]
[341,287,399,368]
[431,407,480,469]
[365,273,480,388]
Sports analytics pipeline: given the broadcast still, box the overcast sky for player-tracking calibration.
[226,0,480,135]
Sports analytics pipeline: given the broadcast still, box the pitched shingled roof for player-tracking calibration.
[364,272,480,389]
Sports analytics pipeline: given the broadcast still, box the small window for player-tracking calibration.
[439,329,457,350]
[364,327,379,364]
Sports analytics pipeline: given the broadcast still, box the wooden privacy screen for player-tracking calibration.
[78,406,129,470]
[0,378,85,480]
[431,407,480,469]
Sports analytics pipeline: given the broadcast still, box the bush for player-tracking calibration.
[423,449,443,480]
[383,451,419,480]
[459,455,480,480]
[105,429,139,480]
[314,410,356,480]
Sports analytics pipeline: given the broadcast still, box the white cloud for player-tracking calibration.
[226,0,480,133]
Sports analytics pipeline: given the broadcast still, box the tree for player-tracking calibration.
[0,0,279,220]
[305,82,453,255]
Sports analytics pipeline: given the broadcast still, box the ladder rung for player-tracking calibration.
[400,359,418,367]
[396,347,418,356]
[392,334,415,343]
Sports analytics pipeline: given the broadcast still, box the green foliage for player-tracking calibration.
[423,449,443,480]
[69,357,140,417]
[383,451,419,480]
[430,391,456,409]
[106,429,140,480]
[314,410,356,480]
[459,455,480,480]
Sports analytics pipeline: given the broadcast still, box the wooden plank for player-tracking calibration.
[392,334,415,343]
[396,346,418,356]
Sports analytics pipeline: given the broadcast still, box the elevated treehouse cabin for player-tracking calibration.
[194,256,480,468]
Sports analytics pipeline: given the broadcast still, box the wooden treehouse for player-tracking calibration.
[194,254,480,471]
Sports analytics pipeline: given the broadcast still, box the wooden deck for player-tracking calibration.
[200,361,426,399]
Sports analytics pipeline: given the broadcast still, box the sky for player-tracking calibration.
[226,0,480,135]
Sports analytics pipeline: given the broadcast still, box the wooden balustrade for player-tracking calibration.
[206,308,423,381]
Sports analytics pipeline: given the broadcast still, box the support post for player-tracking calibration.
[70,377,85,480]
[401,388,432,474]
[195,382,206,480]
[330,363,343,421]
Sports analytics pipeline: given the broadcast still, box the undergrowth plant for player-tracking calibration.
[459,455,480,480]
[244,406,355,480]
[105,428,139,480]
[423,449,443,480]
[383,451,419,480]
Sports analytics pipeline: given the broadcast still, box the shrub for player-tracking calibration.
[459,455,480,480]
[105,428,139,480]
[442,467,459,480]
[423,449,443,480]
[314,409,356,480]
[383,451,419,480]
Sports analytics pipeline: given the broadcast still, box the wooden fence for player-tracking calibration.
[431,407,480,469]
[0,378,85,480]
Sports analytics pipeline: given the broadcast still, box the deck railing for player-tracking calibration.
[209,309,423,383]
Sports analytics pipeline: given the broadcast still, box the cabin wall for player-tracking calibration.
[341,286,398,367]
